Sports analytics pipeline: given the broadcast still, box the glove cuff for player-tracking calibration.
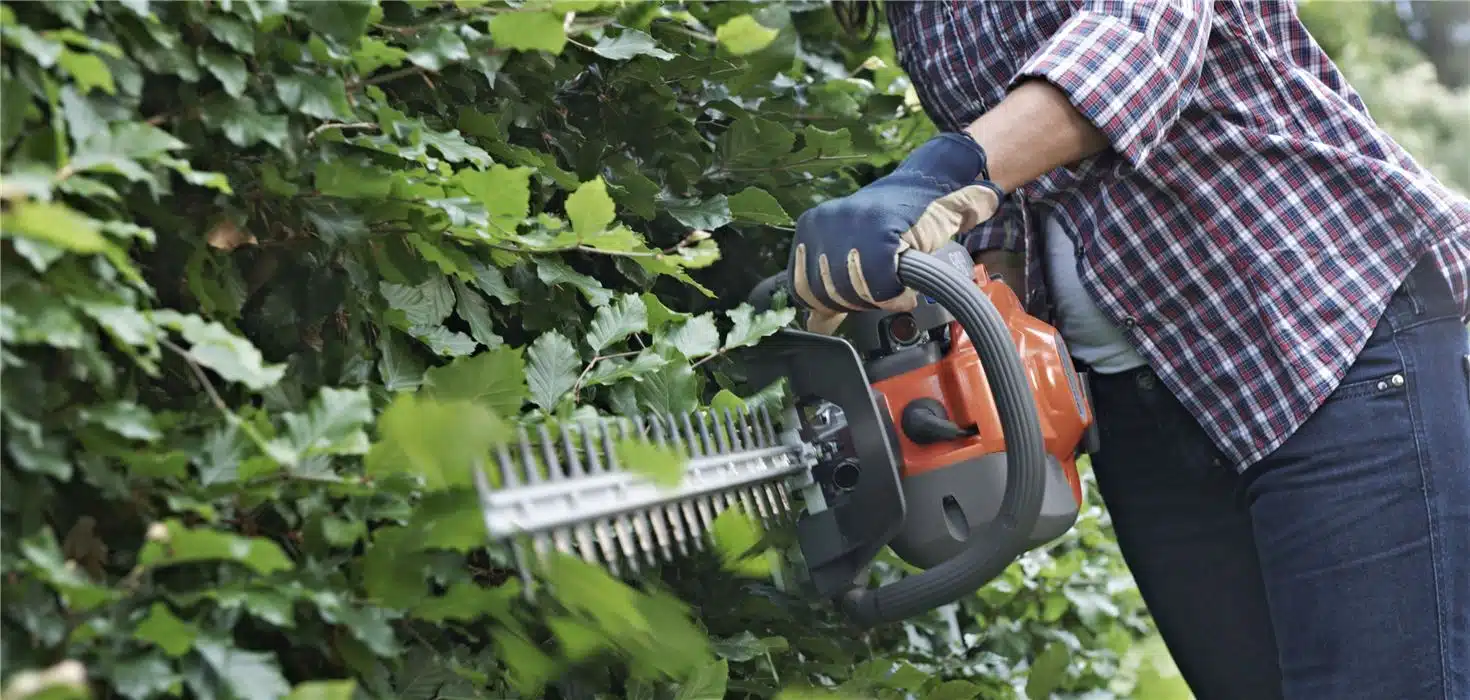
[899,131,994,188]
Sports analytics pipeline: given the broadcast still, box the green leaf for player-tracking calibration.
[406,25,469,71]
[275,71,352,120]
[380,277,455,327]
[722,304,796,351]
[364,393,510,490]
[711,631,788,662]
[206,15,256,54]
[1025,643,1071,700]
[535,258,613,307]
[566,176,617,236]
[58,48,115,94]
[315,159,395,199]
[81,401,160,442]
[413,580,515,623]
[456,164,532,231]
[422,346,529,415]
[470,260,519,304]
[488,11,567,54]
[710,508,772,578]
[378,328,427,392]
[927,680,983,700]
[728,186,793,226]
[409,324,478,357]
[720,115,795,166]
[715,15,779,55]
[526,330,581,411]
[353,37,408,74]
[204,96,290,149]
[134,602,198,657]
[112,655,181,700]
[661,193,731,230]
[200,46,248,97]
[196,637,292,700]
[586,293,647,352]
[642,293,692,330]
[152,311,287,391]
[591,29,675,61]
[1,199,110,254]
[614,434,685,488]
[280,387,374,458]
[138,520,294,575]
[585,350,668,386]
[299,1,372,42]
[452,279,503,348]
[286,680,357,700]
[675,658,730,700]
[419,128,491,167]
[663,314,720,359]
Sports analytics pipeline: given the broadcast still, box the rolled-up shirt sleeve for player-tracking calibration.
[1011,0,1212,169]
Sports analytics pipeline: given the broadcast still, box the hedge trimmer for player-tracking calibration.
[474,243,1100,628]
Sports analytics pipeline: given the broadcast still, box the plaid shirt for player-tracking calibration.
[885,0,1470,469]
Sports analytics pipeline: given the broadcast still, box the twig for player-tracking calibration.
[689,349,726,369]
[348,65,431,90]
[159,337,275,455]
[307,121,380,143]
[572,349,643,398]
[719,154,872,174]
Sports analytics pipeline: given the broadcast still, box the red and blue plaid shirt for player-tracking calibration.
[885,0,1470,469]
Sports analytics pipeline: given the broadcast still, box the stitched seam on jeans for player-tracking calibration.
[1391,331,1452,699]
[1387,311,1464,336]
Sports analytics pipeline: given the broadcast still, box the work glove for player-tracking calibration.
[788,132,1004,334]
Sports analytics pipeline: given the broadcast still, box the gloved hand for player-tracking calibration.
[787,132,1004,334]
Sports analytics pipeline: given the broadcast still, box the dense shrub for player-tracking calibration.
[2,1,1458,700]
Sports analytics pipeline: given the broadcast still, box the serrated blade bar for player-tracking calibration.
[476,433,807,544]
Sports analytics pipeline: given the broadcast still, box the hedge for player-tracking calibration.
[5,1,1455,699]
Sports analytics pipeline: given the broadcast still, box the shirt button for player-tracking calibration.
[1121,316,1138,329]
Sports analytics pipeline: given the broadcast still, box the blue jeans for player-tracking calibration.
[1085,256,1470,700]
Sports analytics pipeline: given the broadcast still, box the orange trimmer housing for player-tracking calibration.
[855,261,1098,570]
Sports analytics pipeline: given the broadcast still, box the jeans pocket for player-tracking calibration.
[1325,369,1408,404]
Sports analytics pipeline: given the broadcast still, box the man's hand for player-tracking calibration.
[788,132,1004,334]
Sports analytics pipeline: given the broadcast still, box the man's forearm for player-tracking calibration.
[963,78,1110,193]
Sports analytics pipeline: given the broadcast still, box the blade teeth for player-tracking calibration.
[633,415,675,564]
[495,442,520,487]
[558,424,601,564]
[673,413,716,547]
[698,412,735,511]
[756,404,776,444]
[596,420,641,573]
[737,407,779,524]
[723,408,768,523]
[514,426,555,558]
[577,423,622,571]
[535,424,577,556]
[648,417,691,559]
[611,419,658,568]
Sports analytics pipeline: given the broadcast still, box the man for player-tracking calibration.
[792,2,1470,699]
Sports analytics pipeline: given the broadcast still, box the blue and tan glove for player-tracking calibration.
[788,132,1004,334]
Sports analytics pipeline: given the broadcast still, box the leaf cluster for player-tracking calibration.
[34,1,1467,699]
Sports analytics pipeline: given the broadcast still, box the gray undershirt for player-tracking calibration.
[1043,214,1149,374]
